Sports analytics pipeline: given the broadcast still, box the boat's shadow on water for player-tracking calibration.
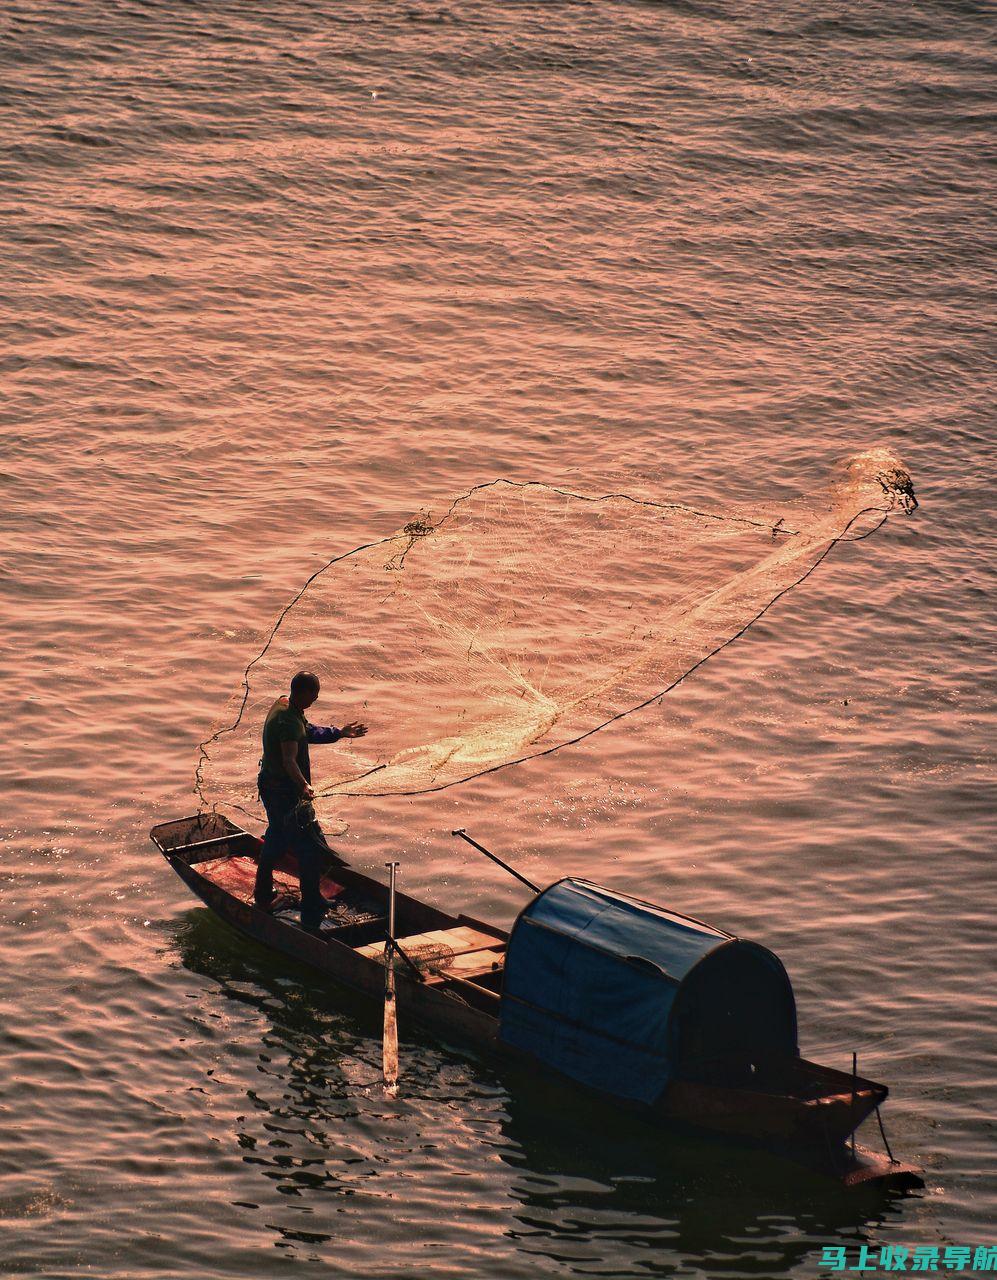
[172,908,919,1276]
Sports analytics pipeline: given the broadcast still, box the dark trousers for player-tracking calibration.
[253,778,327,929]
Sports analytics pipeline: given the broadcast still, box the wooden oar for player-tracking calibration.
[382,861,400,1096]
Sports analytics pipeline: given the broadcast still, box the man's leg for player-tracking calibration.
[254,785,294,909]
[288,802,337,928]
[253,826,281,909]
[295,832,327,930]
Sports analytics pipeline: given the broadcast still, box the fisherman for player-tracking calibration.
[253,670,367,930]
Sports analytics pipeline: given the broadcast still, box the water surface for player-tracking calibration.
[1,1,994,1276]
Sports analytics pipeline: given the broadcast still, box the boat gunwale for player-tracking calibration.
[152,816,507,945]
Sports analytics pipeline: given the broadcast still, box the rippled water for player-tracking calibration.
[2,0,994,1275]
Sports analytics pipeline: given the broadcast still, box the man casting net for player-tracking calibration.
[196,448,917,826]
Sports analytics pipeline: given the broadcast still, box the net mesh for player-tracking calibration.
[391,942,457,977]
[196,448,916,824]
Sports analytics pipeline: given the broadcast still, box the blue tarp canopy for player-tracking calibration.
[499,878,797,1105]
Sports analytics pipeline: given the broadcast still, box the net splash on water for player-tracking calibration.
[195,448,917,825]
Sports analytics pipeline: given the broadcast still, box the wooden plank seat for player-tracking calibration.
[436,948,505,978]
[355,925,503,960]
[354,926,505,980]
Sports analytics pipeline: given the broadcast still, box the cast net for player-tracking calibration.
[196,449,916,824]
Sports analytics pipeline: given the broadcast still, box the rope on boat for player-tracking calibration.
[875,1104,899,1165]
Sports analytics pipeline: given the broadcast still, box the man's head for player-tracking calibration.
[289,670,320,710]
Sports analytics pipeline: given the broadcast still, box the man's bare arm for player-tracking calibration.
[280,739,313,798]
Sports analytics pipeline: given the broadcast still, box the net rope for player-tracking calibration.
[195,449,916,824]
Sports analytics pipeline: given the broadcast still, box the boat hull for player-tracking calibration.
[166,849,503,1051]
[153,814,921,1190]
[662,1062,887,1148]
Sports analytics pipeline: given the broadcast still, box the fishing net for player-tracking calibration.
[196,448,916,825]
[388,942,457,978]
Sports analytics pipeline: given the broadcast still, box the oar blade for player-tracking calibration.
[383,956,399,1096]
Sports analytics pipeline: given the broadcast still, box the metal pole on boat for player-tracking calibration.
[851,1051,858,1157]
[451,829,540,894]
[387,861,398,945]
[383,861,400,1097]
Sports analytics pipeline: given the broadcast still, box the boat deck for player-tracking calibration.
[356,926,506,983]
[197,852,345,906]
[195,850,506,991]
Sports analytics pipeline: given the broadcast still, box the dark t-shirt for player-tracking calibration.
[260,697,310,785]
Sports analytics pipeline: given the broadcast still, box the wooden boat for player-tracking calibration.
[150,811,922,1190]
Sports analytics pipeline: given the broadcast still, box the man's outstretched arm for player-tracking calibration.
[306,723,341,744]
[307,721,368,744]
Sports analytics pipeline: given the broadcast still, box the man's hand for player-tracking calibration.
[301,783,315,801]
[340,721,368,739]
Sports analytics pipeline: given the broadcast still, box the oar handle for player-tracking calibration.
[452,829,540,894]
[385,861,399,943]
